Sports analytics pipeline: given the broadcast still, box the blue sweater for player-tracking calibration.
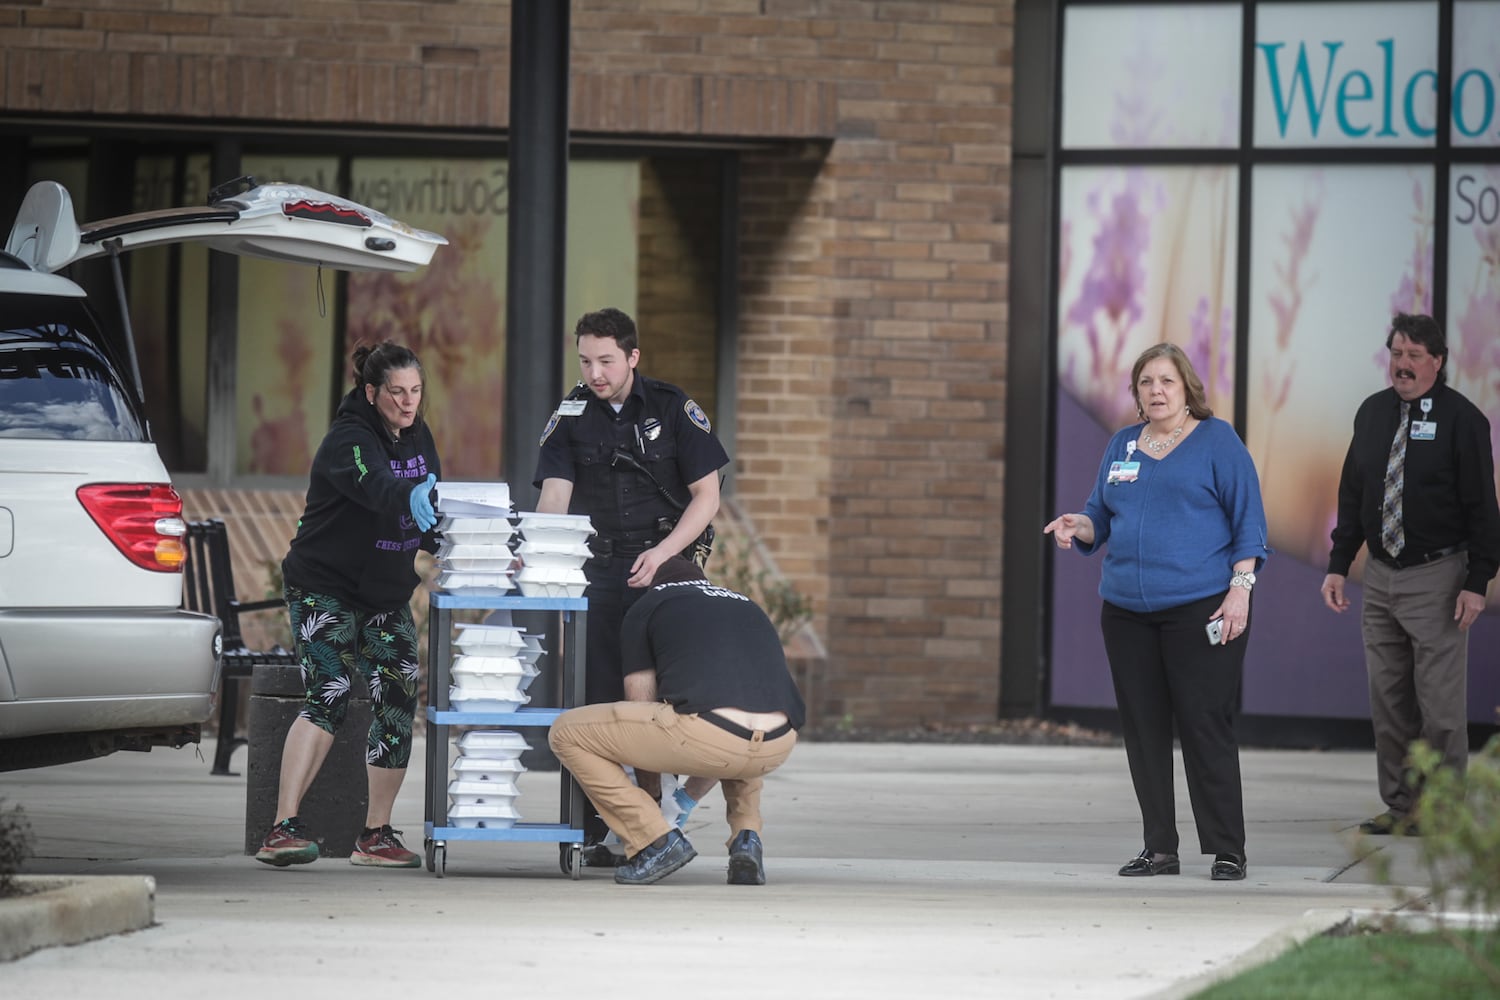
[1076,417,1269,613]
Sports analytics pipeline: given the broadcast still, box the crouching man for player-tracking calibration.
[549,556,806,886]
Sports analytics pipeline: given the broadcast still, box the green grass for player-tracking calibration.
[1194,930,1500,1000]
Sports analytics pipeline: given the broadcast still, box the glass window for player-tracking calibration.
[1062,4,1242,149]
[1243,163,1435,715]
[233,155,341,476]
[0,297,145,442]
[1246,164,1435,562]
[1254,2,1438,148]
[1447,166,1500,613]
[1453,1,1500,146]
[1050,164,1238,710]
[1057,165,1240,426]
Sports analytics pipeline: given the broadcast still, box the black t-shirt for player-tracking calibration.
[620,580,807,729]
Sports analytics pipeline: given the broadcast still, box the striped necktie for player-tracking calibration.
[1380,401,1411,557]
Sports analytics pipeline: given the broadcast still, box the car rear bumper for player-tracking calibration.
[0,608,222,739]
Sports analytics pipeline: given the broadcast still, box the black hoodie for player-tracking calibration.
[281,386,442,612]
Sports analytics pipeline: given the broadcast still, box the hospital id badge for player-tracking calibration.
[558,399,587,416]
[1410,420,1436,440]
[1107,461,1140,484]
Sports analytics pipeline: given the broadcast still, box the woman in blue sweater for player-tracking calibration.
[1046,343,1269,882]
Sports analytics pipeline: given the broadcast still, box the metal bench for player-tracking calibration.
[181,518,298,776]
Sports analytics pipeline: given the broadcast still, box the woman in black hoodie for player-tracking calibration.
[255,341,442,869]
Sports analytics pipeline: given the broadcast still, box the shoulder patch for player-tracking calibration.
[685,399,711,433]
[539,410,561,446]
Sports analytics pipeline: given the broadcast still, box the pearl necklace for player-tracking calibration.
[1143,417,1187,454]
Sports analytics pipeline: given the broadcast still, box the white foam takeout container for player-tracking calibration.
[515,543,592,575]
[447,802,522,829]
[448,687,529,713]
[451,756,526,781]
[448,778,521,805]
[435,571,514,595]
[453,624,526,655]
[467,664,539,694]
[517,513,595,548]
[515,565,588,599]
[437,542,518,573]
[455,730,529,755]
[438,516,516,546]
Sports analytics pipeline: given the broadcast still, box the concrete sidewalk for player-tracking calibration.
[1,738,1426,998]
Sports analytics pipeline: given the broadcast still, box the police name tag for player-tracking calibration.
[1107,461,1140,484]
[1410,420,1436,441]
[558,399,587,416]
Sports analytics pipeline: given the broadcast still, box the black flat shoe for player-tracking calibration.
[1118,850,1180,877]
[1359,812,1419,836]
[1211,854,1247,881]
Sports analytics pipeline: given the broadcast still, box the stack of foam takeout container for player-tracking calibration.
[447,623,542,713]
[448,729,527,829]
[434,482,516,594]
[514,512,594,598]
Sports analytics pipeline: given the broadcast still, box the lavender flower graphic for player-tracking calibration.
[1258,176,1325,513]
[1061,171,1161,428]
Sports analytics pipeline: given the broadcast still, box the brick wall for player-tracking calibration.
[0,0,1014,728]
[637,156,721,423]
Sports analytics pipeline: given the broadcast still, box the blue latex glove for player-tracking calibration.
[672,786,698,828]
[409,473,437,531]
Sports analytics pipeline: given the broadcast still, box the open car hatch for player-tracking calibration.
[6,176,447,274]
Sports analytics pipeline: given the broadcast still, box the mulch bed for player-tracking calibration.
[801,717,1121,746]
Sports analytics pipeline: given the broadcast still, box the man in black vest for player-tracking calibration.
[550,557,806,885]
[534,307,729,859]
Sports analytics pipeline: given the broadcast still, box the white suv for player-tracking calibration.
[0,178,444,771]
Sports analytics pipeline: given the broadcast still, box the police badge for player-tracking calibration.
[539,410,561,445]
[685,399,711,433]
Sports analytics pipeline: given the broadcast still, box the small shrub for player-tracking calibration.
[1365,733,1500,989]
[0,798,35,897]
[711,538,814,645]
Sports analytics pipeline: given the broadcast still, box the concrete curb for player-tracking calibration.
[0,875,155,963]
[1145,908,1358,999]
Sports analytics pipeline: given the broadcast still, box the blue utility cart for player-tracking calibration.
[422,592,588,878]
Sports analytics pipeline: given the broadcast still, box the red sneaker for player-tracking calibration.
[255,817,319,867]
[351,825,421,868]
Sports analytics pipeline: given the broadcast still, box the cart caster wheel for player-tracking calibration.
[424,838,435,874]
[434,844,446,878]
[560,843,583,879]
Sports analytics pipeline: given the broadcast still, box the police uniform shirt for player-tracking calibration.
[533,373,729,540]
[621,579,807,729]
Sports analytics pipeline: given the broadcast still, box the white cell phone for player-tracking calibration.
[1205,619,1225,645]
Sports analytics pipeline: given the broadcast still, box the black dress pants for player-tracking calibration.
[1100,593,1248,858]
[580,552,649,842]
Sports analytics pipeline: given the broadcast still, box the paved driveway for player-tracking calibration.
[1,740,1424,998]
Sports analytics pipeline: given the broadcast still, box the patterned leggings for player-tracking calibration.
[284,585,420,769]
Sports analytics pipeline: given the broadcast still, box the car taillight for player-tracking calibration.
[76,483,188,573]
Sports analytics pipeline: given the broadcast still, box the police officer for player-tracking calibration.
[533,307,729,857]
[534,307,729,701]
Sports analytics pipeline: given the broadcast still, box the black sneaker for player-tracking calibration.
[615,830,697,885]
[580,843,623,868]
[727,829,766,885]
[255,816,319,867]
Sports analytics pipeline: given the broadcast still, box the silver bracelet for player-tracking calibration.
[1230,571,1256,590]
